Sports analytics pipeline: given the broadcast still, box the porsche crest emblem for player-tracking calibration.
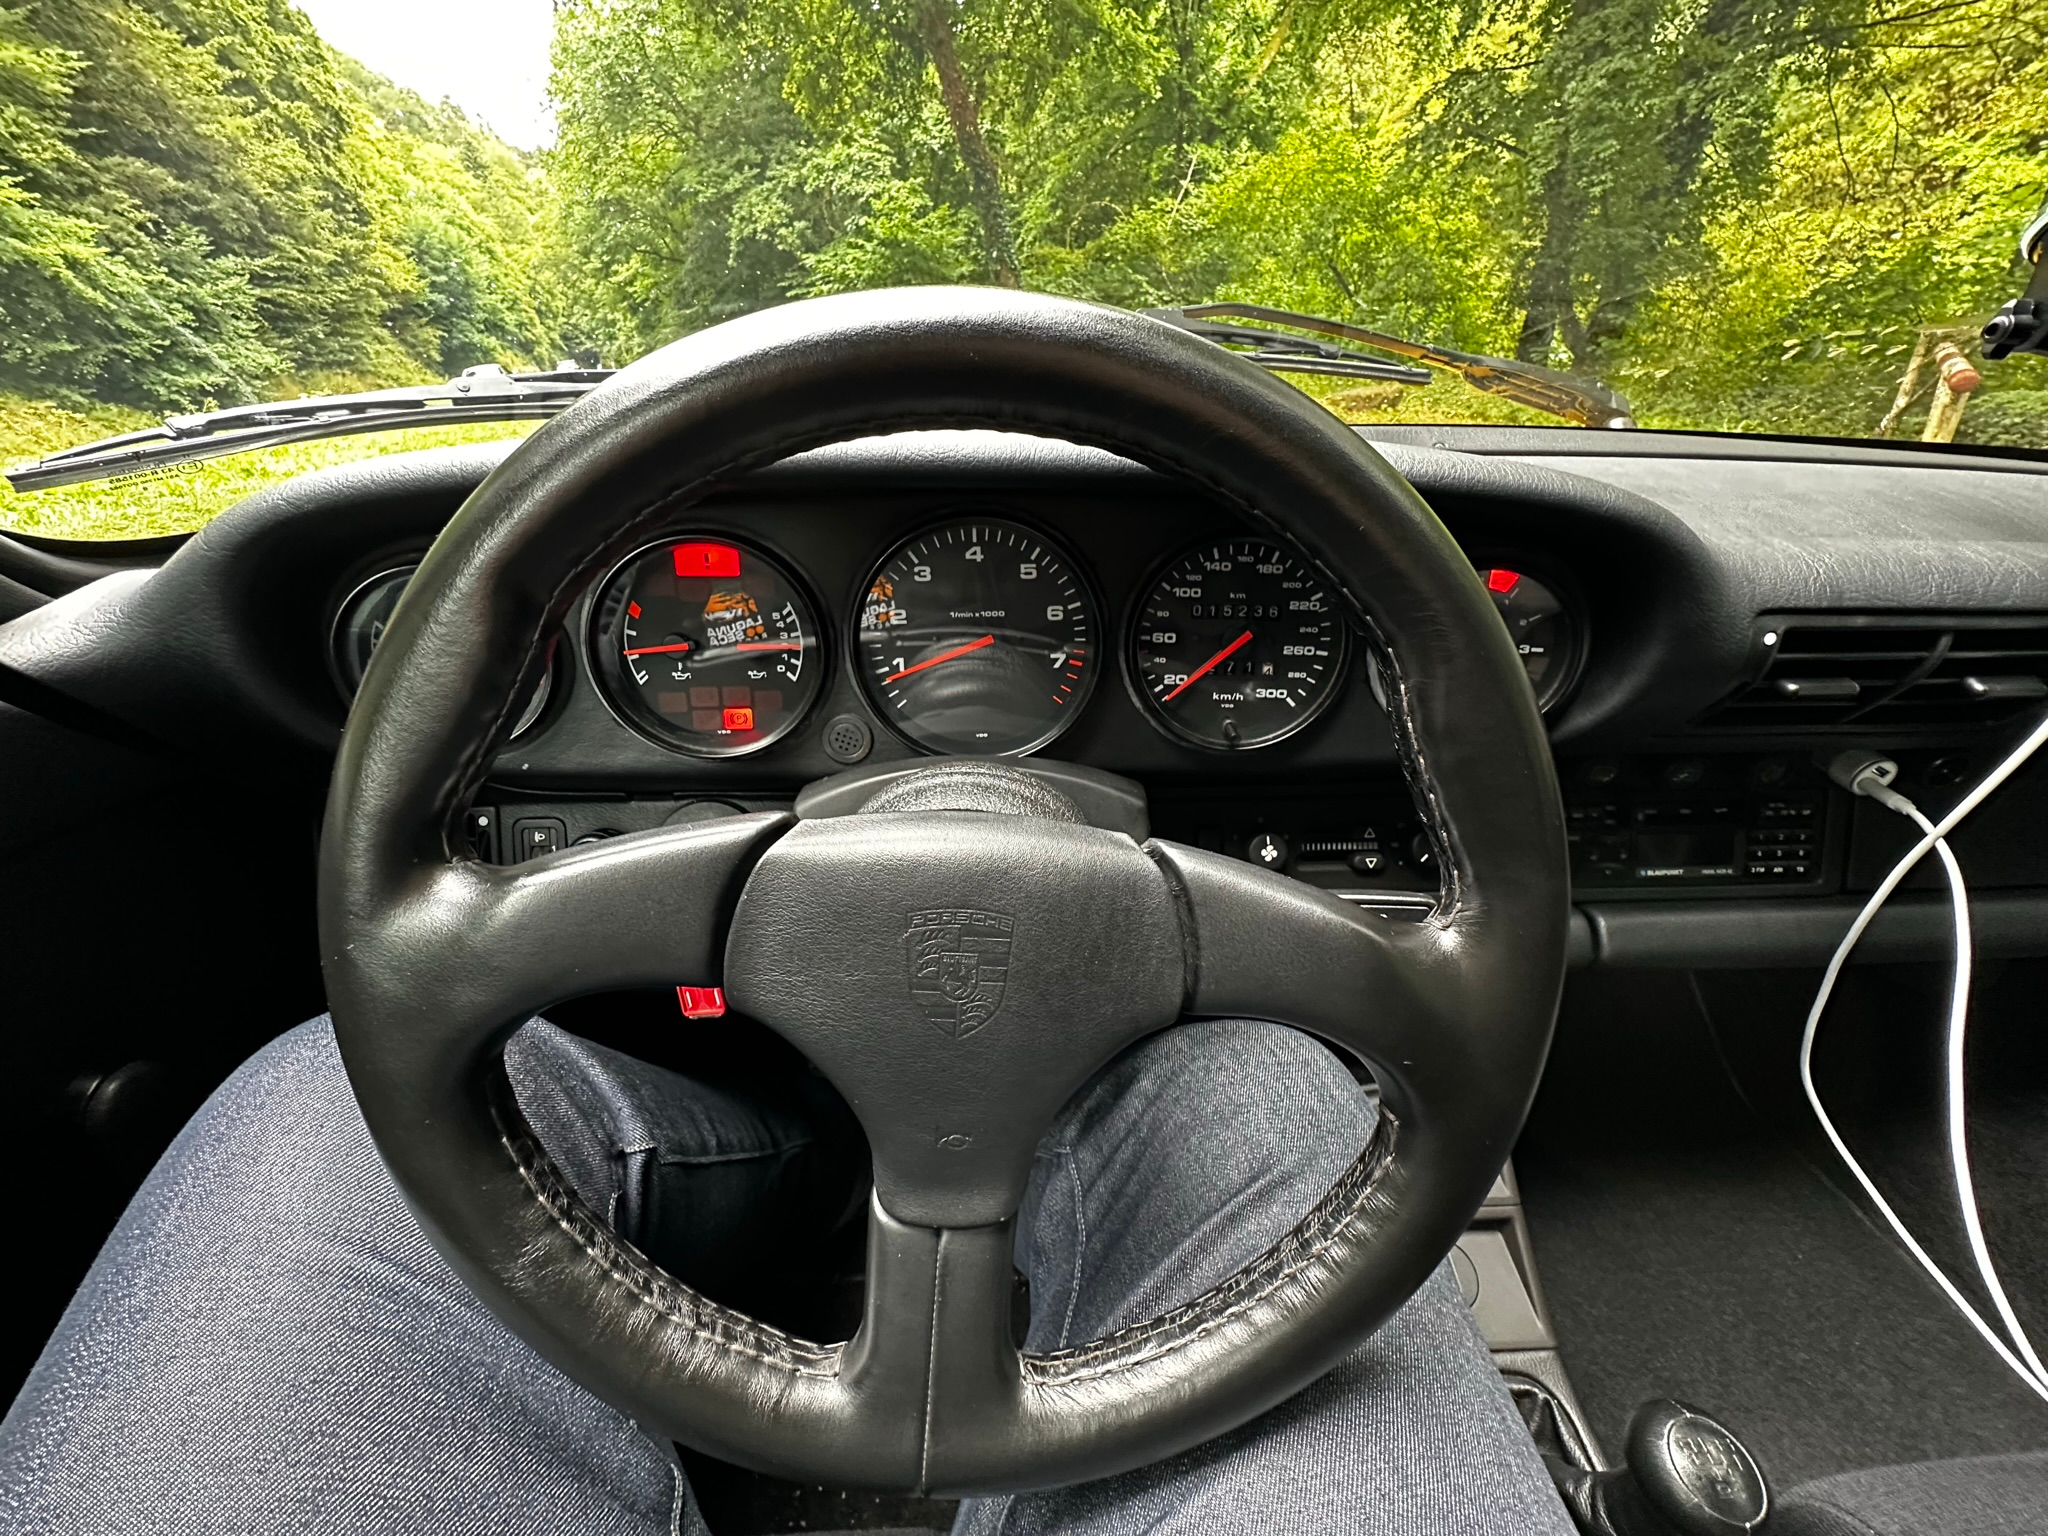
[905,909,1013,1038]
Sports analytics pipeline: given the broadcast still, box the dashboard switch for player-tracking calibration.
[1246,833,1290,870]
[676,985,727,1020]
[464,809,497,861]
[511,818,566,862]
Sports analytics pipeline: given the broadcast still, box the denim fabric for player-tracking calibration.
[957,1020,1575,1536]
[0,1015,1573,1534]
[0,1018,694,1536]
[506,1025,868,1328]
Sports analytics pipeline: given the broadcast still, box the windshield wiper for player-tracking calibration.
[1142,309,1435,388]
[1154,303,1636,429]
[4,365,613,492]
[8,304,1635,494]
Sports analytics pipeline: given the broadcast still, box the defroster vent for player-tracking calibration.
[1704,615,2048,730]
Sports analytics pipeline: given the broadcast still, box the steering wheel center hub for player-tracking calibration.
[725,811,1185,1227]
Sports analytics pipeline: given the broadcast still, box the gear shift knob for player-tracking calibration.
[1546,1399,1769,1536]
[1625,1400,1769,1534]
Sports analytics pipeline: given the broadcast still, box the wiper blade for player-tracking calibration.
[4,365,613,492]
[1161,303,1636,429]
[1144,310,1434,387]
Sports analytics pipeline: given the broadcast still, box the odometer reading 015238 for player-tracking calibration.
[1130,539,1347,750]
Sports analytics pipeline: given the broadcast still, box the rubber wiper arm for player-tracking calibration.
[1144,310,1432,387]
[5,366,612,491]
[1167,302,1636,429]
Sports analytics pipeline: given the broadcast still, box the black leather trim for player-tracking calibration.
[856,760,1084,822]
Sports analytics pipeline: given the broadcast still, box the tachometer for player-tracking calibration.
[856,518,1096,755]
[1129,539,1347,750]
[590,537,822,756]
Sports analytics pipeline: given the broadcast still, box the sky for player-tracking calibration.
[291,0,558,151]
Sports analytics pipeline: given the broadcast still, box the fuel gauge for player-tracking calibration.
[590,537,823,756]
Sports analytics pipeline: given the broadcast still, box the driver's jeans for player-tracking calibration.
[0,1015,1574,1535]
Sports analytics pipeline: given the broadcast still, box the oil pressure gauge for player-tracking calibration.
[1474,565,1583,712]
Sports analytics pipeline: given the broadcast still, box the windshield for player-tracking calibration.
[3,0,2044,541]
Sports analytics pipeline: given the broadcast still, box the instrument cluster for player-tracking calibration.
[328,512,1585,762]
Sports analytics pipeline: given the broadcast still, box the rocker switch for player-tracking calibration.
[510,818,566,862]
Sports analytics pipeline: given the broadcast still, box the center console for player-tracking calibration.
[1148,752,1845,904]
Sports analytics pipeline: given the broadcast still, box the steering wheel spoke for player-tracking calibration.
[1146,839,1505,1120]
[468,811,791,1014]
[329,812,791,1165]
[338,811,792,1047]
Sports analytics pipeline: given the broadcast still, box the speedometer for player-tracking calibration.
[856,517,1096,755]
[1128,539,1347,750]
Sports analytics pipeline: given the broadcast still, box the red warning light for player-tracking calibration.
[674,542,742,579]
[722,706,755,731]
[1484,567,1521,595]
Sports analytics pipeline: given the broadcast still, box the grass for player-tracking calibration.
[0,394,539,542]
[0,371,1568,546]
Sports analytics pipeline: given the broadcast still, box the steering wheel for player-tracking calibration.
[319,288,1569,1496]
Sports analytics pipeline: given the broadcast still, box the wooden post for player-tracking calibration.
[1878,329,1934,438]
[1921,342,1982,444]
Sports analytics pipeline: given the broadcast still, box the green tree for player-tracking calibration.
[0,0,550,409]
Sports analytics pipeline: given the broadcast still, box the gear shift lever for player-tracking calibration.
[1547,1400,1770,1535]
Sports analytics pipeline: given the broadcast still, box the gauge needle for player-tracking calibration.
[735,641,801,652]
[622,641,695,657]
[1165,630,1254,701]
[886,633,995,683]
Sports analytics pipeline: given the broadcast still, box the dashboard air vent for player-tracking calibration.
[1705,615,2048,730]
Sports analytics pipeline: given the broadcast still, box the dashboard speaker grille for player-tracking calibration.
[1704,614,2048,730]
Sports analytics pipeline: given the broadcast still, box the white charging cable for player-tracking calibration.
[1800,716,2048,1404]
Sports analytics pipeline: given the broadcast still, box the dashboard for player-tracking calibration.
[9,425,2048,965]
[327,510,1577,774]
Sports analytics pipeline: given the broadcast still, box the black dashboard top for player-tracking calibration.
[4,426,2048,793]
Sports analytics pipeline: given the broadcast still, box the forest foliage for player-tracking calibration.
[0,0,551,410]
[2,0,2046,455]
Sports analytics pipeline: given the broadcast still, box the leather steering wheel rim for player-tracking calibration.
[318,287,1569,1496]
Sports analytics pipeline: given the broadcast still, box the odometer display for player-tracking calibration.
[591,537,821,756]
[857,518,1096,755]
[1130,539,1346,750]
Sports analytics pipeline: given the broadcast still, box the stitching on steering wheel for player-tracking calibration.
[490,1068,843,1378]
[424,390,1460,1390]
[495,1026,1401,1391]
[1019,1109,1399,1385]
